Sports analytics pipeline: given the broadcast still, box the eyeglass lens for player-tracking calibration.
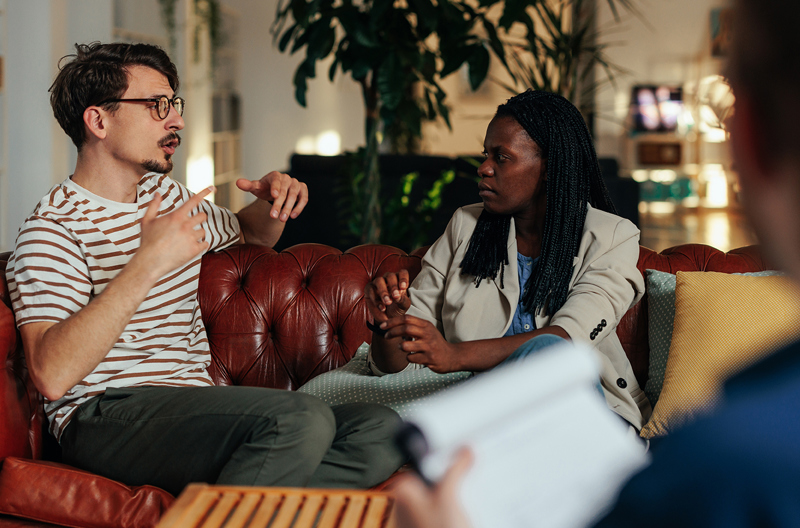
[157,96,184,119]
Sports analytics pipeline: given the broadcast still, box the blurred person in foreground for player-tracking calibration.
[393,0,800,525]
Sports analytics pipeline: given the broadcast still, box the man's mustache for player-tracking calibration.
[159,133,182,147]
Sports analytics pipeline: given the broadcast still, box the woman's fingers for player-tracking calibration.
[381,314,427,337]
[382,270,410,303]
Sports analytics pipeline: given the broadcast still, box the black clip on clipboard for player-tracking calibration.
[395,422,434,487]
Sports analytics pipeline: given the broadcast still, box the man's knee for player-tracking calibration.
[333,402,403,440]
[256,391,338,453]
[320,403,405,488]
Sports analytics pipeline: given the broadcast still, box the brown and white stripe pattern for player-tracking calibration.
[6,173,240,440]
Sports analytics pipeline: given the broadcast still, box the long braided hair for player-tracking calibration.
[460,90,617,316]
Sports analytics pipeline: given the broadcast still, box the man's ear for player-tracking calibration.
[83,106,108,141]
[730,94,771,184]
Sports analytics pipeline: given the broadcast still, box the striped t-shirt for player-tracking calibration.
[6,173,240,440]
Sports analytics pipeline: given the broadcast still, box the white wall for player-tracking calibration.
[1,0,113,252]
[224,0,365,180]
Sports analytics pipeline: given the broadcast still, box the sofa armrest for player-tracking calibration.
[0,458,173,528]
[0,299,41,461]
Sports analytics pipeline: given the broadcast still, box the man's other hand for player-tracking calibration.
[236,172,308,222]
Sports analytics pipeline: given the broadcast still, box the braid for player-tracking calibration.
[459,211,511,288]
[461,90,617,316]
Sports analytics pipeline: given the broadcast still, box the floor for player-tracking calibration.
[638,204,758,253]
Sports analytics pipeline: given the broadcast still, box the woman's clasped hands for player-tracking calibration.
[365,271,462,373]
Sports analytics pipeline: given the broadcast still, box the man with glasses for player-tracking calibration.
[5,42,404,496]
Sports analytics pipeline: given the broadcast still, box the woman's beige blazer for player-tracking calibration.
[404,203,652,429]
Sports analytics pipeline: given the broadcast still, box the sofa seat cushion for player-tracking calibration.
[298,343,471,417]
[0,458,174,528]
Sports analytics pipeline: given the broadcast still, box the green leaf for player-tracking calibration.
[437,97,451,129]
[424,89,436,119]
[467,45,490,90]
[499,0,529,30]
[329,56,340,81]
[307,21,336,60]
[420,50,436,81]
[290,28,310,54]
[293,66,309,107]
[350,58,371,80]
[440,44,473,78]
[337,10,380,48]
[278,23,298,52]
[407,0,438,36]
[369,0,393,28]
[290,0,308,27]
[480,17,508,70]
[378,53,405,110]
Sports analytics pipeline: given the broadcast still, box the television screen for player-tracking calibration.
[630,85,683,133]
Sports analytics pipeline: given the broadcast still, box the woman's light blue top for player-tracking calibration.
[503,253,538,337]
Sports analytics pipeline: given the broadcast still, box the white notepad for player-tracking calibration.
[402,342,650,528]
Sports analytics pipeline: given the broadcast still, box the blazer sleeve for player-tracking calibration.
[367,208,465,375]
[548,217,644,344]
[404,207,466,334]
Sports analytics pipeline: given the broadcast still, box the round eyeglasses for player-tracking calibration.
[98,95,185,120]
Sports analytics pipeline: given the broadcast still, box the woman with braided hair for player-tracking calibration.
[301,90,650,430]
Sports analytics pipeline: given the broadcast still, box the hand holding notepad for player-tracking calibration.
[398,342,650,528]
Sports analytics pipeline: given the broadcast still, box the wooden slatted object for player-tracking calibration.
[156,484,397,528]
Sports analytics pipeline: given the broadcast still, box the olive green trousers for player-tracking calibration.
[60,385,404,496]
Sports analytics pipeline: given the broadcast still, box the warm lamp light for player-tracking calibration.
[187,156,215,202]
[316,131,341,156]
[702,164,728,208]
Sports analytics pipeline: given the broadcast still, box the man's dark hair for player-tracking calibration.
[727,0,800,166]
[460,90,616,316]
[49,42,180,150]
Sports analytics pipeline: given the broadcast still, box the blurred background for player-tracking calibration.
[0,0,754,253]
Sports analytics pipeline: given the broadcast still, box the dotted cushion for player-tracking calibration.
[297,343,472,418]
[640,271,800,439]
[643,269,782,406]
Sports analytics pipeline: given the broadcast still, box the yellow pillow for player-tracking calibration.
[640,271,800,439]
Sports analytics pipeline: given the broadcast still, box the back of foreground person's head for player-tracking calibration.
[727,0,800,280]
[461,90,617,317]
[728,0,800,169]
[49,42,179,151]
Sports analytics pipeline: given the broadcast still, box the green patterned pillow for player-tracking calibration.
[298,342,472,418]
[644,269,782,406]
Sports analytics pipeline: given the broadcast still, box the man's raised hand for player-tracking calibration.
[236,171,308,222]
[137,186,213,279]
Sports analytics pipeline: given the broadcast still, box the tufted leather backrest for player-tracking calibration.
[0,243,768,462]
[198,244,424,390]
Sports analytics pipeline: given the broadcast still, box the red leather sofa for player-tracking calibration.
[0,243,768,528]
